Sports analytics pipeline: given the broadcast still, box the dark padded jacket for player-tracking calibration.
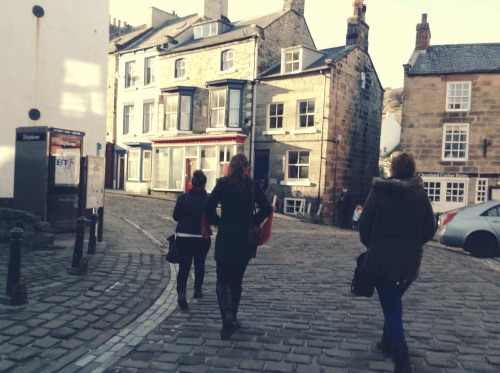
[358,176,436,282]
[173,190,208,235]
[203,177,272,262]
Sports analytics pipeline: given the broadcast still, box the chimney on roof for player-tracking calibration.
[283,0,305,17]
[147,7,178,28]
[415,13,431,50]
[199,0,229,21]
[346,0,369,52]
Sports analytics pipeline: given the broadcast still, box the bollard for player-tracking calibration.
[68,216,87,275]
[5,228,28,305]
[87,214,98,255]
[97,206,104,242]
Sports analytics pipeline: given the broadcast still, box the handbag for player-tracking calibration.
[165,234,179,263]
[351,251,375,297]
[350,198,380,298]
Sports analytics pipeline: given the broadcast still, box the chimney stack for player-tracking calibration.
[415,13,431,50]
[283,0,305,17]
[346,0,369,52]
[199,0,229,21]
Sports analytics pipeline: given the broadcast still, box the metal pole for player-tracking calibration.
[6,228,23,297]
[87,213,98,255]
[97,206,104,242]
[68,216,86,275]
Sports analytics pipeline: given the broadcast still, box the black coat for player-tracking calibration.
[203,177,272,262]
[358,176,436,282]
[173,190,208,235]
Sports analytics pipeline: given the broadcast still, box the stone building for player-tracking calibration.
[401,14,500,214]
[107,0,383,224]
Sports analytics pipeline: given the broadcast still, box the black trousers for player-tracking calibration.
[216,256,250,319]
[176,236,211,293]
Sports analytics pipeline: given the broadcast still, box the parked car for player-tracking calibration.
[435,200,500,258]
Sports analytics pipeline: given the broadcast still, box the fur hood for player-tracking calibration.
[371,176,425,207]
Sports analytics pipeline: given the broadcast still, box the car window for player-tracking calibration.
[484,206,500,217]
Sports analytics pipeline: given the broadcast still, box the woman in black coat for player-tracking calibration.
[173,170,211,310]
[358,152,436,373]
[203,154,272,340]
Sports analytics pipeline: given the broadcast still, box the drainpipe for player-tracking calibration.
[317,64,330,210]
[249,33,259,176]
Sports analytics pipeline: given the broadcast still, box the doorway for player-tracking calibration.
[254,150,270,191]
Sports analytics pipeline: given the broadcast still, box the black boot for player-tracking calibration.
[393,342,412,373]
[377,328,392,358]
[216,285,233,340]
[177,291,188,310]
[231,286,242,331]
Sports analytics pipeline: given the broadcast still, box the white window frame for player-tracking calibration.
[142,102,154,133]
[194,22,218,39]
[476,178,488,204]
[127,150,140,181]
[446,82,471,111]
[298,100,315,128]
[442,123,469,161]
[144,56,155,85]
[221,50,234,71]
[209,88,241,129]
[423,180,442,204]
[283,50,301,73]
[123,105,133,135]
[142,150,152,181]
[284,198,306,215]
[124,61,136,88]
[283,150,310,185]
[361,72,366,89]
[164,95,178,131]
[268,103,284,129]
[445,180,467,204]
[175,59,186,78]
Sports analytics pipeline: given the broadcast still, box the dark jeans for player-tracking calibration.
[375,276,412,346]
[216,256,250,317]
[176,236,211,293]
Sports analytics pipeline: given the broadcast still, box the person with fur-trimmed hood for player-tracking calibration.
[358,152,436,373]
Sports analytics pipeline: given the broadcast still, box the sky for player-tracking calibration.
[109,0,500,88]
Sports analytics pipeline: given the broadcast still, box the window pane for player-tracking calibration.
[169,148,183,190]
[179,96,191,131]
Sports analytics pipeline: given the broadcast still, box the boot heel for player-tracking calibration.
[221,313,233,340]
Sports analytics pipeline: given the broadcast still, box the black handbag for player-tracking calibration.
[351,251,375,297]
[165,234,179,263]
[350,199,380,298]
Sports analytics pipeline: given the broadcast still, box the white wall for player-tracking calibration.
[0,0,109,198]
[380,111,401,156]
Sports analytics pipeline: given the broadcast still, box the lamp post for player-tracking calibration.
[331,134,342,226]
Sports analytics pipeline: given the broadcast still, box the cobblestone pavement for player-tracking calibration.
[1,191,500,372]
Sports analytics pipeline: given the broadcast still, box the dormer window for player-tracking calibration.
[193,21,230,40]
[284,50,300,73]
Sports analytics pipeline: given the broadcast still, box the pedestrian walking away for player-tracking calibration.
[337,185,352,229]
[358,152,436,373]
[173,170,211,310]
[203,154,273,340]
[352,204,363,230]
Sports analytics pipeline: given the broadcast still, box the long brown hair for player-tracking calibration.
[227,153,249,191]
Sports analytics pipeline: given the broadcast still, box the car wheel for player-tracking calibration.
[464,232,498,258]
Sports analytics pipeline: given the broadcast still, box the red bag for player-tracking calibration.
[246,225,263,247]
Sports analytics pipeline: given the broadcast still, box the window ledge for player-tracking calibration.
[174,76,189,81]
[263,129,287,136]
[280,179,312,186]
[219,69,238,75]
[291,128,318,135]
[206,127,242,133]
[160,130,193,137]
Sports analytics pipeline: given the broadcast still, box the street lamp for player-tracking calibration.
[332,134,342,226]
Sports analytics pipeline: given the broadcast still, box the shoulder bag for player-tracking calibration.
[165,234,179,263]
[350,199,380,297]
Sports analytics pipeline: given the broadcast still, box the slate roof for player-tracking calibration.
[109,14,200,54]
[258,45,355,78]
[159,11,284,55]
[409,43,500,75]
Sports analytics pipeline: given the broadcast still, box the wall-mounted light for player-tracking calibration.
[407,123,414,128]
[334,134,342,144]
